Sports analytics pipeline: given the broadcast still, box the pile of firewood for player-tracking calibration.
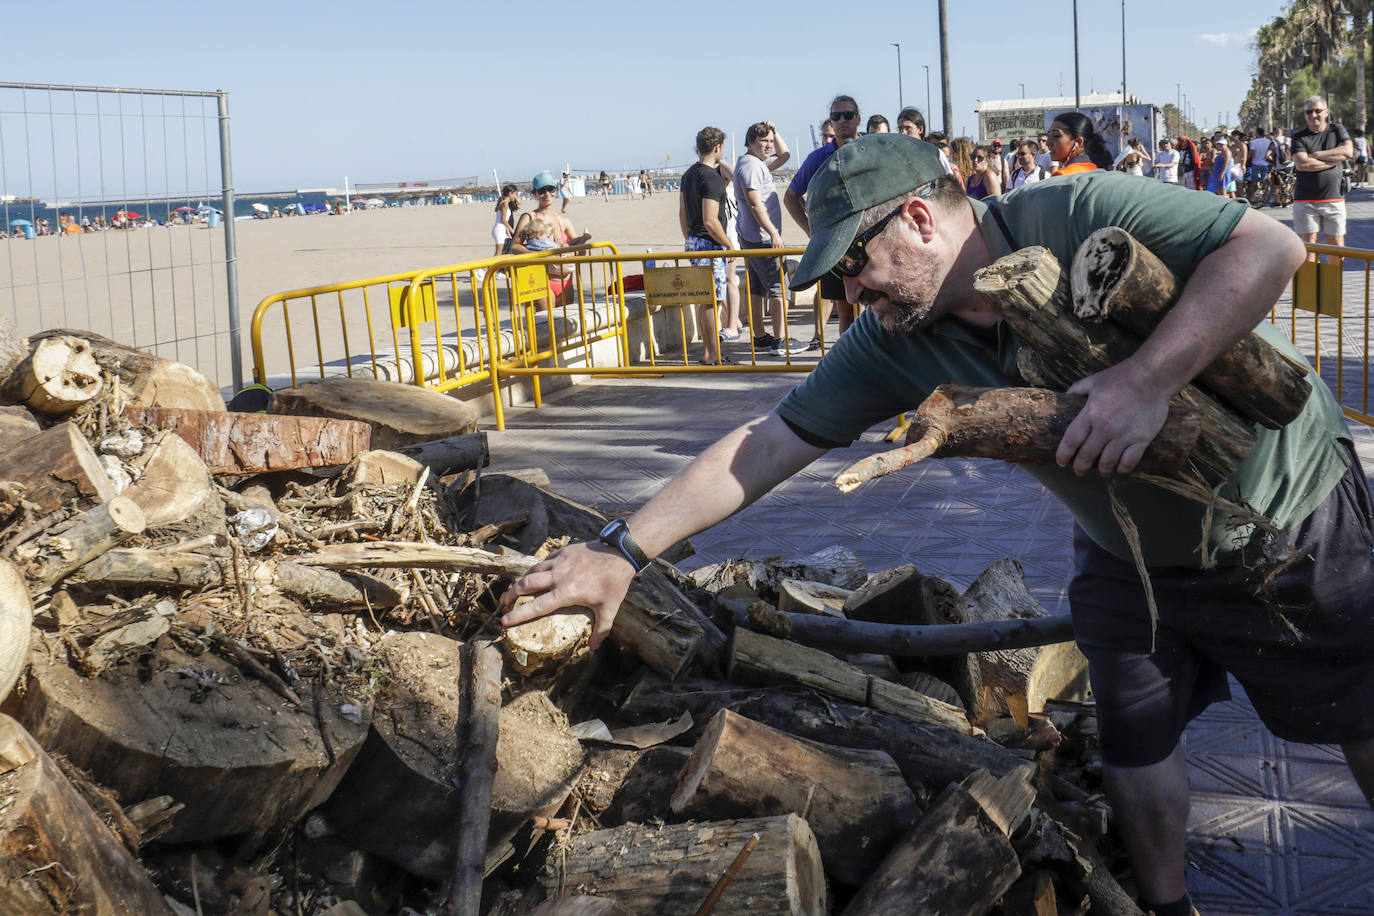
[0,317,1144,916]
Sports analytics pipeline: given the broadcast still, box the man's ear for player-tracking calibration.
[904,195,938,243]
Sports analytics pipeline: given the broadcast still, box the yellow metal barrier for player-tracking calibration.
[1287,242,1374,425]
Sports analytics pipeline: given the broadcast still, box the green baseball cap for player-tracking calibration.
[790,133,946,290]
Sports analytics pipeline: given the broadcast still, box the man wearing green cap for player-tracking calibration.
[501,133,1374,916]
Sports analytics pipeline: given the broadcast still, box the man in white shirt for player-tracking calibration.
[1246,130,1275,201]
[1154,138,1180,184]
[1007,140,1050,189]
[1035,132,1055,171]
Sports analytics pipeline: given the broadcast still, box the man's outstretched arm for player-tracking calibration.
[500,413,829,647]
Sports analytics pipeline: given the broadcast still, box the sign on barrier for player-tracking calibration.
[644,265,716,307]
[389,281,438,327]
[514,265,552,304]
[1293,261,1343,317]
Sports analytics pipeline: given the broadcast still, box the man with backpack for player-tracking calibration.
[1006,139,1050,189]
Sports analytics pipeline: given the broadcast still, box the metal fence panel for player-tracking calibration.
[0,82,240,392]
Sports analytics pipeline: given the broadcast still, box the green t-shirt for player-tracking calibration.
[777,170,1351,568]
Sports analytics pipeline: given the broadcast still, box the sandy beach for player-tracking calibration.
[0,191,712,390]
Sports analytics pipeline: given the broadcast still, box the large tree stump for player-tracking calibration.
[271,377,478,450]
[0,558,32,703]
[126,407,372,475]
[727,628,972,734]
[671,709,920,885]
[320,632,583,880]
[3,636,367,843]
[0,334,103,415]
[543,814,826,916]
[0,420,115,514]
[32,328,224,411]
[841,770,1032,916]
[619,675,1029,792]
[972,246,1256,484]
[0,714,174,916]
[1071,226,1312,429]
[836,384,1202,493]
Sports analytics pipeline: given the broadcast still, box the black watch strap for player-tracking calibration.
[598,519,651,572]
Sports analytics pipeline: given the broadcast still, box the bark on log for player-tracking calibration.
[320,632,583,881]
[671,708,920,885]
[271,377,479,450]
[841,779,1022,916]
[20,495,146,592]
[0,334,103,415]
[1071,226,1312,429]
[619,675,1030,791]
[835,384,1202,493]
[972,246,1256,484]
[542,814,826,916]
[444,638,503,916]
[0,405,41,452]
[2,637,367,843]
[727,628,973,734]
[393,432,490,477]
[32,328,224,411]
[961,557,1091,723]
[0,714,174,916]
[125,407,372,475]
[293,542,712,680]
[0,558,32,703]
[0,420,115,514]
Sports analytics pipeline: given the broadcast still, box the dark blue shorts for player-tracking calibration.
[1069,442,1374,766]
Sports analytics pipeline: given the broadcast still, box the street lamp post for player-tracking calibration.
[1018,82,1025,99]
[1073,0,1081,109]
[1175,82,1181,138]
[923,64,931,120]
[891,43,903,111]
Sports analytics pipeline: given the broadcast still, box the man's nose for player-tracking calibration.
[842,276,865,304]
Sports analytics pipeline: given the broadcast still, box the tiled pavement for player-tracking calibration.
[483,188,1374,915]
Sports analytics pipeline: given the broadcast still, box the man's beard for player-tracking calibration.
[859,244,943,335]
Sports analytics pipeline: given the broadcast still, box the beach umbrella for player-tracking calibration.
[175,206,196,212]
[124,211,142,219]
[251,203,270,214]
[9,218,31,227]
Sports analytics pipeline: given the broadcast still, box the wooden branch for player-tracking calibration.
[1071,226,1312,429]
[722,597,1075,657]
[972,246,1256,484]
[836,384,1202,492]
[442,638,502,916]
[727,628,973,734]
[23,496,147,592]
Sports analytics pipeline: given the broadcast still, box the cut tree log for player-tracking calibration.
[1071,226,1312,429]
[776,578,851,617]
[123,431,217,531]
[671,708,920,885]
[727,628,973,734]
[543,813,826,916]
[0,420,115,514]
[501,604,593,678]
[972,246,1256,484]
[0,405,41,451]
[32,328,224,411]
[444,638,502,916]
[346,450,426,487]
[18,495,146,592]
[962,558,1091,724]
[0,334,103,415]
[0,558,32,703]
[575,745,693,827]
[0,714,174,916]
[840,770,1031,916]
[835,384,1202,493]
[691,545,869,594]
[0,314,27,383]
[271,376,478,450]
[619,675,1030,791]
[293,542,712,680]
[320,632,583,881]
[844,565,981,716]
[125,407,372,475]
[392,431,489,477]
[3,635,368,842]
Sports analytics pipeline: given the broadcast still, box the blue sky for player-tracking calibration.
[4,0,1277,193]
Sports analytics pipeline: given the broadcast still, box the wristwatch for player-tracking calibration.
[598,518,651,572]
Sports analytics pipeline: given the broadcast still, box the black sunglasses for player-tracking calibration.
[830,184,935,278]
[536,186,557,193]
[829,110,859,121]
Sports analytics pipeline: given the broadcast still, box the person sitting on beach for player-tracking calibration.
[513,171,591,303]
[517,219,576,283]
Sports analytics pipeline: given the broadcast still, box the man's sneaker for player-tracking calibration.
[806,336,823,352]
[753,333,779,350]
[770,337,809,357]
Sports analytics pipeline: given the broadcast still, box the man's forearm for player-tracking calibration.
[625,414,827,559]
[783,189,809,235]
